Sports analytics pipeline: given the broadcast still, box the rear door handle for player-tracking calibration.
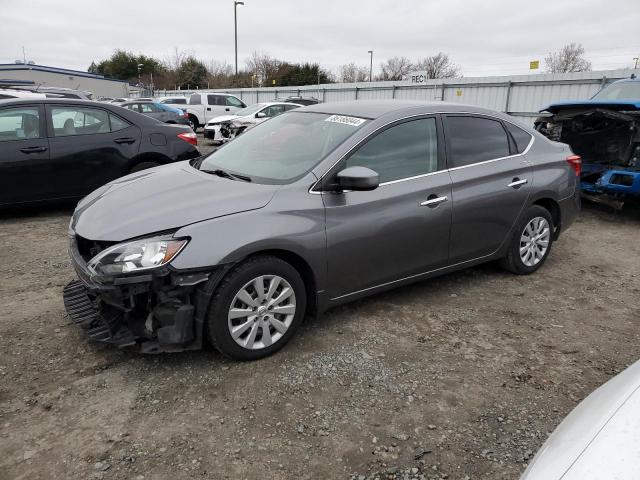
[508,178,528,188]
[420,195,448,207]
[114,137,136,144]
[20,146,47,153]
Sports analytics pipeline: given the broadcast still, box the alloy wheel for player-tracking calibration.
[519,216,550,267]
[227,275,296,350]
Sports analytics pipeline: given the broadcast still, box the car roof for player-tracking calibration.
[0,98,101,107]
[300,100,504,119]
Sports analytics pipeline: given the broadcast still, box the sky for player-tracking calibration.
[1,0,639,79]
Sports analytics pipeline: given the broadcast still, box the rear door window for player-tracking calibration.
[0,106,41,141]
[207,95,225,106]
[51,106,111,137]
[345,117,439,183]
[446,116,510,168]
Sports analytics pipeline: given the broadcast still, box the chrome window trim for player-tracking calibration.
[308,110,535,195]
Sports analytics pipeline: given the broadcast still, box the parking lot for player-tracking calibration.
[0,126,638,480]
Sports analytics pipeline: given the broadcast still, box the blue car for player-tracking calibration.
[535,75,640,208]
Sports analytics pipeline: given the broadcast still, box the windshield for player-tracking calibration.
[198,112,367,184]
[592,81,640,101]
[233,103,266,117]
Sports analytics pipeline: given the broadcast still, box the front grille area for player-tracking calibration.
[75,235,116,262]
[63,280,136,347]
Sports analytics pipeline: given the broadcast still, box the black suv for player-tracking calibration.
[0,98,200,206]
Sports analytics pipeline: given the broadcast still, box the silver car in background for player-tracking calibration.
[521,360,640,479]
[64,101,580,360]
[204,101,302,143]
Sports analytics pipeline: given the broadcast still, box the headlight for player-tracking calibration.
[87,236,188,275]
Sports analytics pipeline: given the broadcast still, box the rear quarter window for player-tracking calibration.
[505,122,533,154]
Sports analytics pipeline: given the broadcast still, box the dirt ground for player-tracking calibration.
[1,173,639,480]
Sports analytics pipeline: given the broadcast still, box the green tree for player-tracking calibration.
[176,56,208,89]
[88,50,164,82]
[275,63,332,86]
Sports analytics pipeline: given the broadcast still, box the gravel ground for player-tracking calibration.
[1,155,639,480]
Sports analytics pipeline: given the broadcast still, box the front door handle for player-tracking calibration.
[114,137,136,144]
[508,178,528,188]
[20,146,47,153]
[420,195,448,207]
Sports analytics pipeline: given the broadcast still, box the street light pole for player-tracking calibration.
[234,1,245,76]
[368,50,373,82]
[137,63,144,93]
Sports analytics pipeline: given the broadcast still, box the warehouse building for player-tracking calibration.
[0,63,129,98]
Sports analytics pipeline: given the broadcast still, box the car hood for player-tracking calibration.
[542,100,640,114]
[206,114,239,125]
[71,161,279,241]
[520,360,640,480]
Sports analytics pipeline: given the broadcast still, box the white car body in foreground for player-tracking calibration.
[203,101,301,143]
[521,360,640,479]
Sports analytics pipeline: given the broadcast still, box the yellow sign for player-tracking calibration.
[455,89,463,97]
[272,79,276,85]
[530,60,540,70]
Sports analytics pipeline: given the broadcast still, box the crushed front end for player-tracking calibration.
[63,234,224,353]
[535,107,640,209]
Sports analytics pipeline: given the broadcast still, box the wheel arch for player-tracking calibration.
[531,197,561,239]
[242,249,318,316]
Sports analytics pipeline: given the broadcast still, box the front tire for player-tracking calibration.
[206,255,306,360]
[500,205,554,275]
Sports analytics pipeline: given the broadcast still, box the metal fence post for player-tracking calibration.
[322,88,326,102]
[355,87,359,100]
[504,81,512,113]
[440,83,445,101]
[392,85,396,99]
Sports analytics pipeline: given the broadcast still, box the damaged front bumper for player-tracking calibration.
[63,235,226,353]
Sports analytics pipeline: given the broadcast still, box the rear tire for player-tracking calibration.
[206,255,306,361]
[188,115,198,132]
[500,205,554,275]
[129,161,160,173]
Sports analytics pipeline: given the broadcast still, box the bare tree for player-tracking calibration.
[414,53,460,79]
[545,43,592,73]
[338,63,369,83]
[245,51,282,86]
[378,56,413,81]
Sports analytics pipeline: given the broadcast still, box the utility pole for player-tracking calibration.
[234,1,245,76]
[368,50,373,82]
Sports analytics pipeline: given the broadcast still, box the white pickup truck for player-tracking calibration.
[165,93,246,131]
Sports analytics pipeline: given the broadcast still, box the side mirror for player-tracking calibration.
[256,112,268,118]
[335,166,379,191]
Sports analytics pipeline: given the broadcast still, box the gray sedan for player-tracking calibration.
[120,100,190,126]
[64,101,580,360]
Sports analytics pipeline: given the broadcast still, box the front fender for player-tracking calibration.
[170,179,327,292]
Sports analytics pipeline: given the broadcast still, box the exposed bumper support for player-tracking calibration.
[64,236,230,353]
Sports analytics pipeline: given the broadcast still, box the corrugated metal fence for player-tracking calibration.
[152,69,637,126]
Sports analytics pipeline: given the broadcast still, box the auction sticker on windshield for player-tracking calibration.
[324,115,367,127]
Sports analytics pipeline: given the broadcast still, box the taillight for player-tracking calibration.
[566,155,581,176]
[177,131,197,146]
